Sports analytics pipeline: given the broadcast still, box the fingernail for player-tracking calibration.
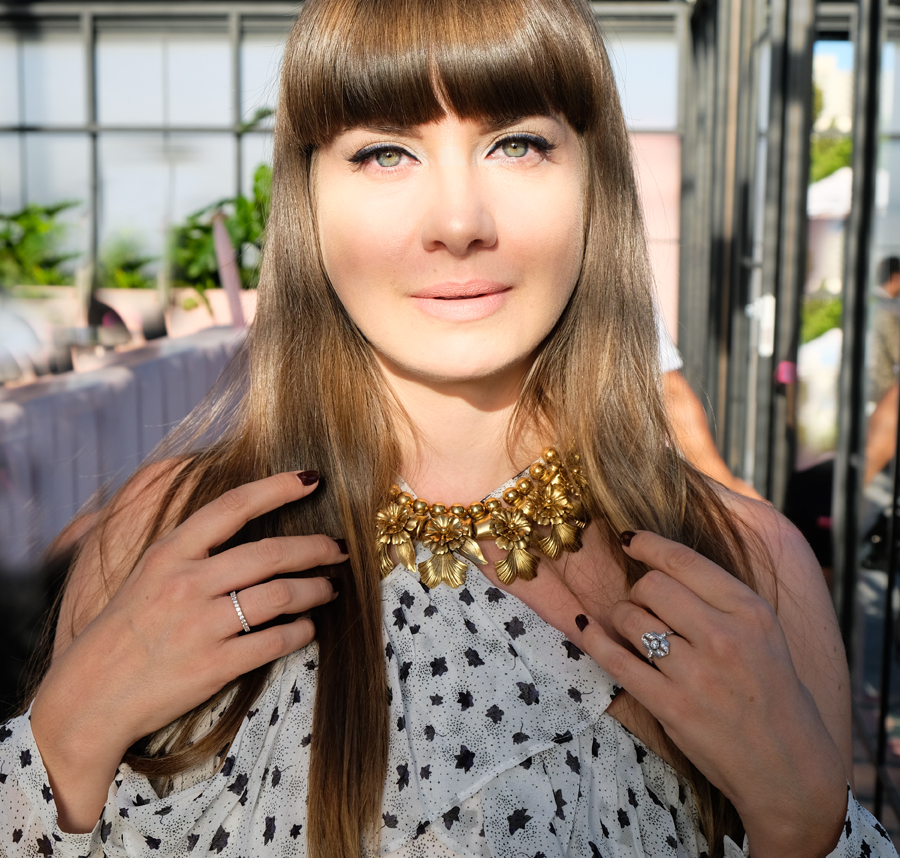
[619,530,636,547]
[575,614,589,632]
[296,470,319,485]
[333,538,348,555]
[327,576,343,597]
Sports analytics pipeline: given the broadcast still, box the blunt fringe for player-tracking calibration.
[35,2,770,856]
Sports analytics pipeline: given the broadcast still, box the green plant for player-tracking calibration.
[0,201,80,287]
[800,293,842,343]
[97,236,156,289]
[809,131,852,184]
[168,163,271,299]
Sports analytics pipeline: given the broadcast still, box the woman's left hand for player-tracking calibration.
[576,529,848,858]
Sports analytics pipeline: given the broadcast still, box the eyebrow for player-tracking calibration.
[360,115,553,137]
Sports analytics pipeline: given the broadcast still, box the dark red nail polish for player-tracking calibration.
[333,538,348,555]
[619,530,636,547]
[575,614,589,632]
[327,576,343,596]
[296,470,319,485]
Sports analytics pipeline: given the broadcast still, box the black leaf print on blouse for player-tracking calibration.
[118,808,129,818]
[455,744,476,772]
[520,757,533,770]
[397,715,405,731]
[509,644,518,658]
[263,816,276,845]
[504,617,526,638]
[420,765,431,779]
[517,681,539,705]
[424,725,436,741]
[567,687,582,702]
[396,763,410,790]
[154,806,172,816]
[410,624,421,634]
[36,834,53,855]
[385,642,394,660]
[554,730,573,744]
[464,619,478,634]
[670,805,678,827]
[562,640,584,660]
[392,608,407,631]
[486,704,504,723]
[0,724,11,742]
[134,794,151,806]
[238,788,249,806]
[399,660,413,681]
[554,788,568,820]
[486,587,505,602]
[678,784,686,804]
[301,733,312,747]
[272,766,282,787]
[844,817,852,838]
[228,773,249,795]
[592,736,600,757]
[459,588,474,605]
[634,743,647,764]
[443,806,461,830]
[270,706,280,726]
[875,820,890,839]
[465,647,485,667]
[399,590,415,608]
[247,708,258,719]
[187,833,199,851]
[627,787,639,808]
[222,755,235,776]
[383,812,398,828]
[143,835,161,850]
[424,604,438,618]
[565,750,581,774]
[290,824,303,839]
[420,581,431,593]
[617,807,631,828]
[549,822,556,835]
[19,749,31,768]
[12,829,22,843]
[666,835,678,849]
[512,730,530,744]
[0,771,6,784]
[387,687,393,705]
[305,659,317,670]
[430,694,443,705]
[210,825,230,853]
[507,807,532,835]
[862,846,872,858]
[589,842,602,857]
[41,783,52,802]
[291,683,302,704]
[600,819,610,837]
[647,787,664,808]
[100,820,111,843]
[431,656,448,676]
[458,690,474,710]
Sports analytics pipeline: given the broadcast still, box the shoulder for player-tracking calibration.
[54,457,197,657]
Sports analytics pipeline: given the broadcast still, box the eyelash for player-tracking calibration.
[348,133,557,168]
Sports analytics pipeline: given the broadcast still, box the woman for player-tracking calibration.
[0,1,892,856]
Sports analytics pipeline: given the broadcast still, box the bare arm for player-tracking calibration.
[663,370,766,501]
[864,381,899,485]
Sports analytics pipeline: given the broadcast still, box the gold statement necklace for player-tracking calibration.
[375,447,590,589]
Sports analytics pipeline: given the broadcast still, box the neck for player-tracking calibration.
[380,358,547,503]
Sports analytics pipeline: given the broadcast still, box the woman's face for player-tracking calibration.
[314,112,585,385]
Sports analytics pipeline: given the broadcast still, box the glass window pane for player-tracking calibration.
[24,133,90,263]
[99,133,236,259]
[0,34,19,125]
[0,134,23,211]
[22,32,86,126]
[167,35,232,127]
[241,133,273,197]
[882,43,899,135]
[97,33,165,126]
[605,35,678,131]
[241,32,286,130]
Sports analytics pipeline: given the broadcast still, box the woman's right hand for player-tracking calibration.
[30,470,346,832]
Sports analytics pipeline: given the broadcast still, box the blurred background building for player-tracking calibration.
[1,0,899,840]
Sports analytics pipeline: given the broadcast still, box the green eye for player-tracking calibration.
[375,149,402,167]
[501,139,529,158]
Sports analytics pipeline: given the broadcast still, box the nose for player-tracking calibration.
[419,164,498,257]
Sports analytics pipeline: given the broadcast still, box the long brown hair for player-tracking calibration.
[43,1,765,855]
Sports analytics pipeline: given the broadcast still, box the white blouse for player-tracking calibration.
[0,543,896,858]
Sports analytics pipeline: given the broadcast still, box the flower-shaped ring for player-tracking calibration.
[641,630,677,662]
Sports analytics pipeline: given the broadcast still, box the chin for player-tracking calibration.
[378,346,536,387]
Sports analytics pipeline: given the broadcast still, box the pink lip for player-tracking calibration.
[412,280,511,322]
